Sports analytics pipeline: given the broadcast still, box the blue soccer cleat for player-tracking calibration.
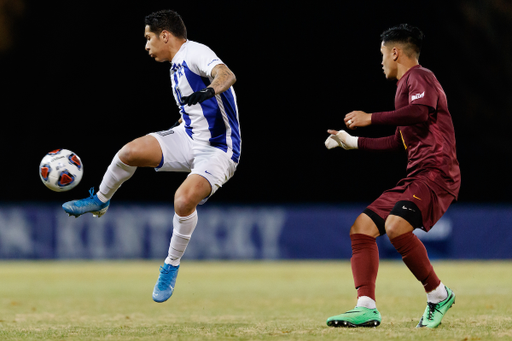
[152,263,180,303]
[62,187,110,218]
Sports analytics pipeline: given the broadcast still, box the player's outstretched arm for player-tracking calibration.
[181,64,236,106]
[326,128,403,152]
[358,129,403,152]
[325,130,359,150]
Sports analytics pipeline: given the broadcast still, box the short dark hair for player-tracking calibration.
[380,24,424,57]
[145,10,187,39]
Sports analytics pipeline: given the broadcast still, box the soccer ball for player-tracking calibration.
[39,149,83,192]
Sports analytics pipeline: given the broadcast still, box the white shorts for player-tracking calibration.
[148,124,237,204]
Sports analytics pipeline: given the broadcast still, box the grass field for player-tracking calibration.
[1,261,512,340]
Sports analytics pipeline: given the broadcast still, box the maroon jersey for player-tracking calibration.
[360,65,461,198]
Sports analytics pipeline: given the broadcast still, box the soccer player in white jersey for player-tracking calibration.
[62,9,241,303]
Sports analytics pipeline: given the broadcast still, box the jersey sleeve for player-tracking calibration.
[358,129,404,152]
[407,69,438,109]
[371,104,429,126]
[186,43,224,78]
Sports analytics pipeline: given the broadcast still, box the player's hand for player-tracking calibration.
[325,129,358,150]
[181,87,215,106]
[344,111,372,130]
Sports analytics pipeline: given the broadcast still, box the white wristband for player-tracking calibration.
[325,130,358,150]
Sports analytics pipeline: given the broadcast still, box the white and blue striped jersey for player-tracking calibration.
[170,40,241,163]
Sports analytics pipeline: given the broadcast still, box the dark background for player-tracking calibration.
[1,0,511,205]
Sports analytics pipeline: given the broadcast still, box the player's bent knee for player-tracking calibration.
[174,175,212,216]
[174,194,198,217]
[384,215,414,240]
[350,214,380,238]
[118,143,137,165]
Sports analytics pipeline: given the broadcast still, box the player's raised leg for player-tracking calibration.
[386,214,454,328]
[152,174,211,303]
[62,135,162,218]
[327,213,382,327]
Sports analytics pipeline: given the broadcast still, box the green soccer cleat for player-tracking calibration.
[416,286,455,328]
[327,306,382,328]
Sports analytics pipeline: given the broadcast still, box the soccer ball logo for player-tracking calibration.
[39,149,84,192]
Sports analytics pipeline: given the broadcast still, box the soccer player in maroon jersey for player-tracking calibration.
[324,24,460,328]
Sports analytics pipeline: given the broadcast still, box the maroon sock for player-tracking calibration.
[390,232,440,292]
[350,233,379,301]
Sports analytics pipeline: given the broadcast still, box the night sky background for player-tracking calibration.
[1,0,511,206]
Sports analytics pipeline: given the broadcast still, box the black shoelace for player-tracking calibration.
[426,302,442,320]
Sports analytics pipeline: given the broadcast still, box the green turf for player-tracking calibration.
[1,261,511,340]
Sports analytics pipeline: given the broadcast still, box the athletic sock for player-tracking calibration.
[97,153,137,202]
[427,282,448,303]
[350,233,379,301]
[165,211,198,266]
[389,231,441,293]
[356,296,377,309]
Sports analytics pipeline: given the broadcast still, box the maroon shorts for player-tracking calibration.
[364,175,456,235]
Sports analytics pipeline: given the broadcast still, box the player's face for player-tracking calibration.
[144,26,168,62]
[380,42,398,80]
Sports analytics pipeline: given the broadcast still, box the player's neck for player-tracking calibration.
[168,38,187,61]
[396,59,419,80]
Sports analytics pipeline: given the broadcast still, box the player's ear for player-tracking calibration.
[392,47,399,61]
[161,30,169,43]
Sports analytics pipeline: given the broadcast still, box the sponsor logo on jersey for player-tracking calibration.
[411,92,425,101]
[171,63,184,77]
